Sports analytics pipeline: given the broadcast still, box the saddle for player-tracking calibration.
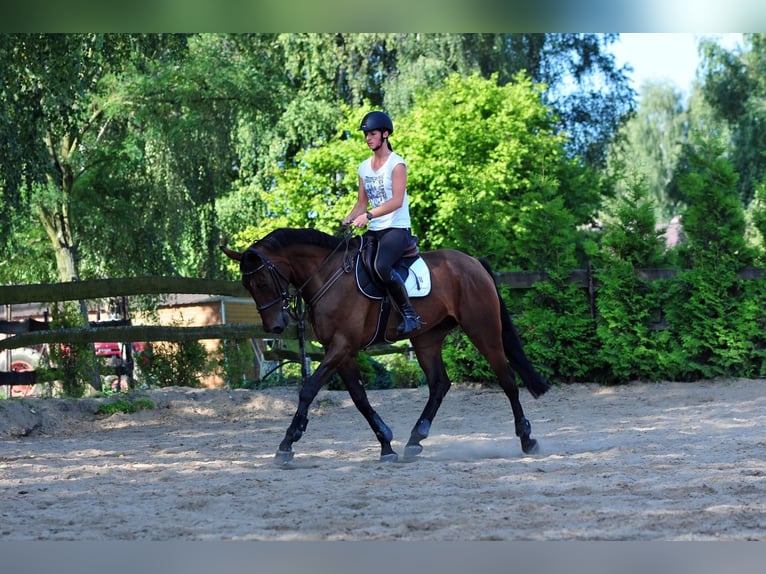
[355,234,431,300]
[354,234,431,348]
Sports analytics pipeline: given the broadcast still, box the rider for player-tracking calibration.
[342,111,421,336]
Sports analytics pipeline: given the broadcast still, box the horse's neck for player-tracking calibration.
[302,247,363,313]
[284,245,345,292]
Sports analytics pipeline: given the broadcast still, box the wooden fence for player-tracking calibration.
[2,267,764,390]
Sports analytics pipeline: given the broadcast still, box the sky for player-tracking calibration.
[609,33,744,97]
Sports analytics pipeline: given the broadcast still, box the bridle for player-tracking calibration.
[241,232,357,320]
[241,247,297,315]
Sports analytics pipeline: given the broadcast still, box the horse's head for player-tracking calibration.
[220,243,292,334]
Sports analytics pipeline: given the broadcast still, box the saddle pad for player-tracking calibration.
[355,254,432,299]
[403,257,431,297]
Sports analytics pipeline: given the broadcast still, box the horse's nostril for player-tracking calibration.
[272,325,284,334]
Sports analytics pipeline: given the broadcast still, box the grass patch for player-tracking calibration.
[97,397,155,416]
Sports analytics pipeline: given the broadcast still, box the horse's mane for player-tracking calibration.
[255,228,345,252]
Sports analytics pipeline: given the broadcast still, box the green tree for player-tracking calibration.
[0,34,148,282]
[748,182,766,255]
[260,73,602,272]
[594,177,672,382]
[118,34,284,278]
[403,73,600,381]
[527,33,635,166]
[666,136,761,378]
[699,33,766,206]
[607,81,689,224]
[0,34,284,285]
[269,34,633,168]
[404,73,603,269]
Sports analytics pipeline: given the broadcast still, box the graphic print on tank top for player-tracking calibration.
[364,172,388,206]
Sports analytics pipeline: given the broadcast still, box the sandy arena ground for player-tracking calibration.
[1,378,764,541]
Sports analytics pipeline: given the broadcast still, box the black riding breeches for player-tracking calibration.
[366,227,410,283]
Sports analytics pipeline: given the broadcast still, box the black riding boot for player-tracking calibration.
[385,270,421,335]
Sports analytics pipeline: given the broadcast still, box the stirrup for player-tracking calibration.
[397,313,421,335]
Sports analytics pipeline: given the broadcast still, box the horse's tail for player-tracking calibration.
[478,258,550,399]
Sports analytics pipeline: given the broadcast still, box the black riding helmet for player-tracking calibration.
[359,111,394,135]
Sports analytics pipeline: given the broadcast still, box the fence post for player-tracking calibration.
[587,262,596,319]
[3,304,9,397]
[72,279,102,391]
[295,297,311,385]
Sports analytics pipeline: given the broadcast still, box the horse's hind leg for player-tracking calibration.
[404,328,453,459]
[487,354,539,453]
[337,358,398,462]
[463,325,540,455]
[503,373,539,454]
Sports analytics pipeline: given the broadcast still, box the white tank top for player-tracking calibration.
[358,152,411,230]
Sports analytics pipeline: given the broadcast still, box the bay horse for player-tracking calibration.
[221,228,549,463]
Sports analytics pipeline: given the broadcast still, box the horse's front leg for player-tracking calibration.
[336,357,398,462]
[275,361,335,464]
[275,349,398,464]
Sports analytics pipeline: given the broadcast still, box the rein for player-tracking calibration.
[306,240,356,307]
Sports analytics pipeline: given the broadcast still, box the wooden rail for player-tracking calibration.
[3,267,764,353]
[2,267,764,389]
[0,276,249,306]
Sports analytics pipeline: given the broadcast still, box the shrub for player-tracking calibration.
[664,137,760,379]
[594,178,672,382]
[140,339,210,388]
[326,353,393,390]
[46,302,95,397]
[97,396,155,415]
[441,329,495,384]
[385,354,425,388]
[516,275,601,382]
[218,339,256,388]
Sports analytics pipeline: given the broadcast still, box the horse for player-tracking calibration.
[221,228,550,464]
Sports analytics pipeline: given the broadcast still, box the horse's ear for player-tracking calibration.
[219,241,243,261]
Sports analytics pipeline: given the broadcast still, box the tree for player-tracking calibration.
[675,137,750,265]
[595,177,672,382]
[118,34,284,278]
[0,34,202,282]
[1,34,140,281]
[666,136,761,378]
[261,73,603,272]
[0,34,284,285]
[2,33,631,285]
[607,81,689,224]
[402,72,600,269]
[269,34,634,169]
[699,33,766,206]
[523,33,636,167]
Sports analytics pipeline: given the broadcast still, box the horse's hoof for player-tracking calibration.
[404,444,423,459]
[274,449,294,464]
[379,452,398,463]
[521,438,539,455]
